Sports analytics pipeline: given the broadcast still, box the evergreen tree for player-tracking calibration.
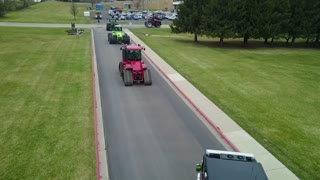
[233,0,260,44]
[287,0,305,44]
[314,2,320,45]
[258,0,290,44]
[203,0,236,43]
[171,0,206,42]
[0,1,5,17]
[304,0,320,44]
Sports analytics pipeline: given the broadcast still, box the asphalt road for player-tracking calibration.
[93,28,226,180]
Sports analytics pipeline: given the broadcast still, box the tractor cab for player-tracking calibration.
[112,25,122,32]
[122,46,143,61]
[118,44,152,86]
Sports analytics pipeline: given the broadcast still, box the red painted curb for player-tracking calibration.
[130,38,239,152]
[91,31,101,180]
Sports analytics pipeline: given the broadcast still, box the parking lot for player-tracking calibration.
[93,7,176,24]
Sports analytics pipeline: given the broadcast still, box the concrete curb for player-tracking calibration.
[124,29,299,180]
[91,30,109,180]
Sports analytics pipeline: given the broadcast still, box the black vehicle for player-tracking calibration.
[106,18,119,31]
[94,11,102,19]
[196,150,268,180]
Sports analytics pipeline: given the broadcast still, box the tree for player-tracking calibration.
[314,2,320,45]
[233,0,260,44]
[0,1,5,17]
[287,0,305,44]
[303,0,320,44]
[91,0,96,8]
[23,0,29,8]
[203,0,237,43]
[70,1,78,21]
[171,0,206,42]
[257,0,290,44]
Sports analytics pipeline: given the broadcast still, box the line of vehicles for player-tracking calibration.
[106,22,152,86]
[104,15,269,179]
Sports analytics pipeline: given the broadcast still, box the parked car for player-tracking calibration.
[120,15,126,20]
[108,10,114,15]
[167,13,177,20]
[113,9,122,14]
[133,14,140,20]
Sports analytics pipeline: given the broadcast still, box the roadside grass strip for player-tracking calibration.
[0,1,92,24]
[130,28,320,180]
[0,27,95,179]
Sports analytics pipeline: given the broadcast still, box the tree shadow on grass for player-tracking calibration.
[173,38,320,50]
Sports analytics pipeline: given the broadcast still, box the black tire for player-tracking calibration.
[118,62,123,77]
[124,35,130,44]
[124,70,133,86]
[111,35,117,44]
[143,69,152,85]
[145,22,152,28]
[108,33,112,42]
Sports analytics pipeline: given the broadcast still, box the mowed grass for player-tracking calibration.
[0,1,92,24]
[130,28,320,180]
[0,27,95,179]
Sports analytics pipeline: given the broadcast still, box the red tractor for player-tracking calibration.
[144,16,162,28]
[118,44,152,86]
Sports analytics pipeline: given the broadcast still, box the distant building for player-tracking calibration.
[173,0,183,9]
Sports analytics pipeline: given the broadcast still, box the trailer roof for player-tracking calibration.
[205,156,268,180]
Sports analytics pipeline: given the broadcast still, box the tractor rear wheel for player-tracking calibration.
[124,70,133,86]
[145,22,152,28]
[108,33,112,42]
[111,35,117,44]
[124,35,130,44]
[118,62,124,77]
[143,69,152,85]
[109,35,114,44]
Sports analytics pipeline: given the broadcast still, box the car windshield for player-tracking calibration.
[127,50,141,60]
[113,27,122,31]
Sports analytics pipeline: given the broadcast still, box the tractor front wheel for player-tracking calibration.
[124,70,133,86]
[143,69,152,85]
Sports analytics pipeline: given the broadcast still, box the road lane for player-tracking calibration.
[93,28,226,180]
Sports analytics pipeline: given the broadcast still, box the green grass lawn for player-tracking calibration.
[0,1,93,24]
[0,27,95,179]
[130,28,320,180]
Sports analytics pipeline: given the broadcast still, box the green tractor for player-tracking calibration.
[106,18,118,31]
[108,25,130,44]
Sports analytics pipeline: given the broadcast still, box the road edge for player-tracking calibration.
[91,30,109,180]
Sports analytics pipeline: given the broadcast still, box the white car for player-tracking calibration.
[120,15,126,20]
[167,13,177,20]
